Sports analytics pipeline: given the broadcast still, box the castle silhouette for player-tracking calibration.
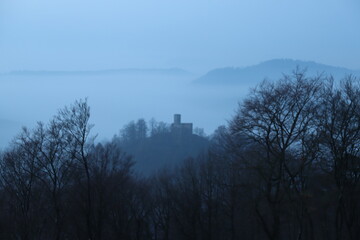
[171,114,193,136]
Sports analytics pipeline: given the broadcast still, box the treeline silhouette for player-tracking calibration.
[0,70,360,240]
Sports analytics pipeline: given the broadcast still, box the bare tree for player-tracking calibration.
[88,141,134,240]
[229,70,322,240]
[318,76,360,240]
[151,170,175,240]
[15,121,75,239]
[55,99,95,239]
[0,134,45,240]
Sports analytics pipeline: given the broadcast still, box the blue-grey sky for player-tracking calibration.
[0,0,359,73]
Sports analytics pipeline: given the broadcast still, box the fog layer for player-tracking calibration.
[0,72,248,149]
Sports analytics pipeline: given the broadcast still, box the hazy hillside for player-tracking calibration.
[195,59,360,85]
[120,132,209,174]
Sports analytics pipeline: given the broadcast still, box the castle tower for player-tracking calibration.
[171,114,193,136]
[174,114,181,125]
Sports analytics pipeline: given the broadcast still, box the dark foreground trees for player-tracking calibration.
[225,72,360,240]
[229,71,323,240]
[318,78,360,240]
[0,72,360,240]
[0,100,137,240]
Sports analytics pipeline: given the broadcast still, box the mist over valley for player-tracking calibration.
[1,0,359,238]
[2,59,359,151]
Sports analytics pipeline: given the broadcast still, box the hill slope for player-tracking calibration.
[195,59,360,85]
[120,133,209,175]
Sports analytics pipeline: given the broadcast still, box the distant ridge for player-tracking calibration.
[0,68,191,77]
[195,59,360,85]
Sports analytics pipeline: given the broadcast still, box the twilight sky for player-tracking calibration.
[0,0,359,73]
